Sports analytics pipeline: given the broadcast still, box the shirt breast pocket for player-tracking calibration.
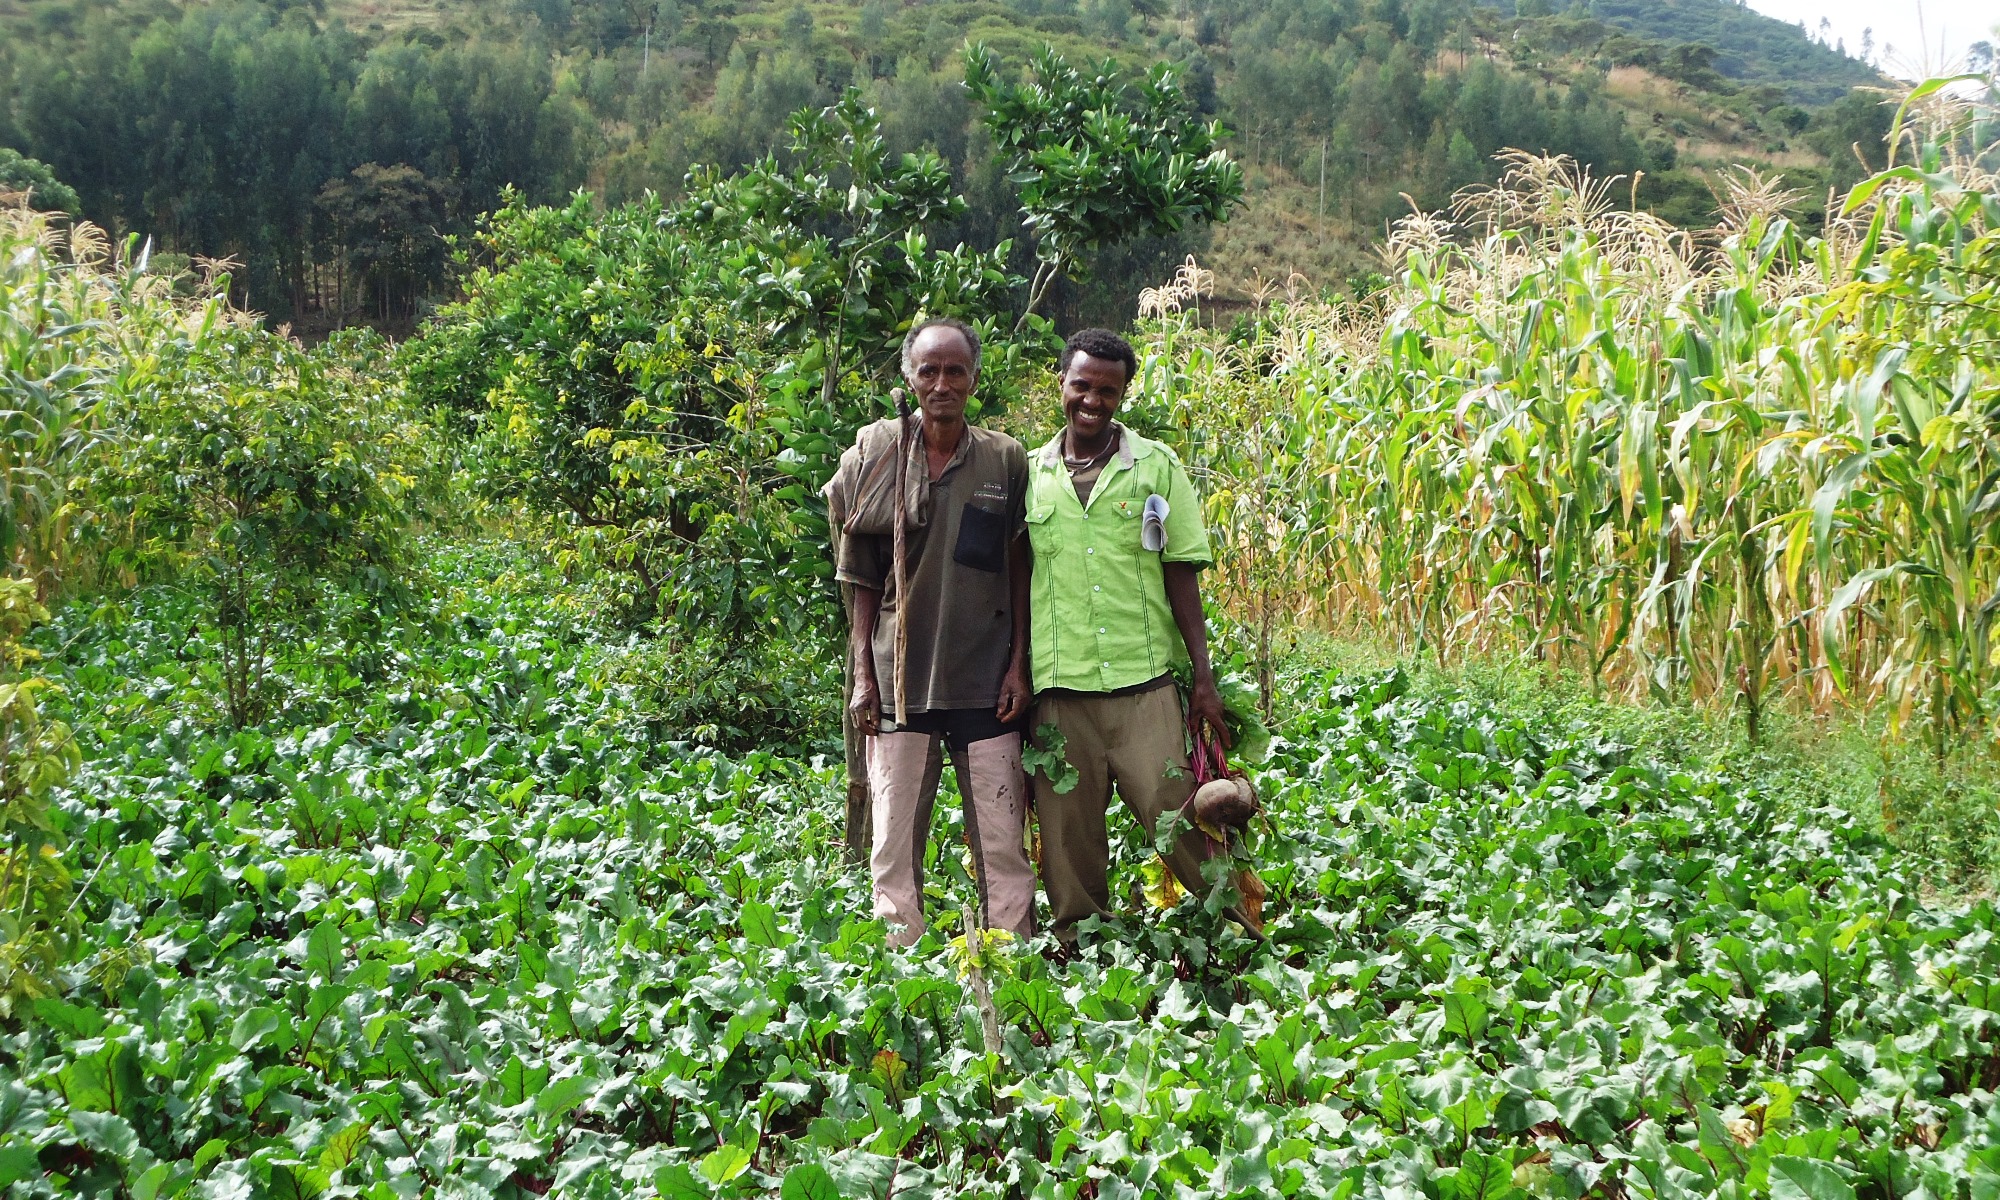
[953,503,1009,574]
[1111,497,1147,550]
[1025,503,1060,557]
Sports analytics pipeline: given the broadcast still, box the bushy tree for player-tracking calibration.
[317,163,452,325]
[404,192,759,622]
[964,44,1244,324]
[406,91,1022,633]
[113,329,428,726]
[0,148,78,215]
[1808,88,1895,189]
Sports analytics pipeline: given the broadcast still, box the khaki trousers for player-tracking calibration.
[868,731,1035,947]
[1031,685,1213,938]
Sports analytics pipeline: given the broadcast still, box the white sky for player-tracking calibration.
[1742,0,1997,79]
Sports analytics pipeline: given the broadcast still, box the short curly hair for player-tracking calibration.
[900,318,982,379]
[1058,328,1137,386]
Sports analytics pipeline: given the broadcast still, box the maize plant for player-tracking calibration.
[0,576,78,1014]
[0,195,241,597]
[1147,83,2000,748]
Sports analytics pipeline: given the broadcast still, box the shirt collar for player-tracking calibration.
[1040,421,1140,471]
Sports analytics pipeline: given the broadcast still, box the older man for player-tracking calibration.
[1024,327,1232,940]
[834,318,1036,947]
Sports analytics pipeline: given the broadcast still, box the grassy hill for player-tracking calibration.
[0,0,1897,318]
[1493,0,1881,104]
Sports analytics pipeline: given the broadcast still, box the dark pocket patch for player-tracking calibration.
[953,503,1009,573]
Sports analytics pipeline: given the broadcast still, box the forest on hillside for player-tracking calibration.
[0,0,1896,328]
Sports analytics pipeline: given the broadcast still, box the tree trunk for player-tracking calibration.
[1014,261,1061,333]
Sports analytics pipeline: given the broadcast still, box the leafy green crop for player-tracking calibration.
[5,544,2000,1198]
[1023,722,1080,796]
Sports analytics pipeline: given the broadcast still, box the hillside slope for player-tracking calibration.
[1495,0,1881,103]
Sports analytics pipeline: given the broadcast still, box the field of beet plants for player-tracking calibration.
[3,543,1998,1200]
[7,80,2000,1200]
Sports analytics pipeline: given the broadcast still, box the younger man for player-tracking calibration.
[1023,328,1232,939]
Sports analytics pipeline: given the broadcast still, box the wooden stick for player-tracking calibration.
[892,403,912,725]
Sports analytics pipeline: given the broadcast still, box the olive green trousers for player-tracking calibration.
[1030,684,1213,939]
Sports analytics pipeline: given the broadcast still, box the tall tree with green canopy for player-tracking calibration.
[317,163,450,324]
[963,44,1244,327]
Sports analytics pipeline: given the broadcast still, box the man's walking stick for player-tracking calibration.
[891,392,914,726]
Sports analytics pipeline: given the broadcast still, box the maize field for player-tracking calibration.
[1147,93,2000,752]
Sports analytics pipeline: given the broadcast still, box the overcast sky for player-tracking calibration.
[1742,0,1996,79]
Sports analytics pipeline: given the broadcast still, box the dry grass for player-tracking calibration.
[1197,165,1391,301]
[0,0,452,35]
[1601,63,1813,169]
[317,0,450,33]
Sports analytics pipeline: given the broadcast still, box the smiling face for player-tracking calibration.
[1059,351,1129,447]
[904,325,978,424]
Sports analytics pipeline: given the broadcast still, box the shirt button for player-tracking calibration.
[1103,661,1112,669]
[1086,547,1095,555]
[1098,627,1106,634]
[1093,585,1101,592]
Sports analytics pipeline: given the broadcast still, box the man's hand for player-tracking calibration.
[1187,676,1232,749]
[996,661,1030,724]
[850,672,882,738]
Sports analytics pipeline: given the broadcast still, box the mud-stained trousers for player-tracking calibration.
[867,731,1036,947]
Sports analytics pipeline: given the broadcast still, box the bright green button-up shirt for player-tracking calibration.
[1025,423,1213,694]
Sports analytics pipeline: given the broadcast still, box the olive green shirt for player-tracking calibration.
[837,423,1027,713]
[1024,422,1213,694]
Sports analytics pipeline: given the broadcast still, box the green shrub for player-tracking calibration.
[0,149,79,216]
[604,625,841,755]
[106,329,433,726]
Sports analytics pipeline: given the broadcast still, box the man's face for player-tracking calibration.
[1059,352,1128,444]
[905,326,977,423]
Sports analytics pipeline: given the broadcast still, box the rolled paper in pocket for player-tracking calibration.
[1141,493,1169,552]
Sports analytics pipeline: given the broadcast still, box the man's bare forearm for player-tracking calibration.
[993,535,1032,724]
[1163,562,1213,685]
[848,582,884,735]
[1166,562,1229,744]
[1008,533,1030,672]
[850,584,882,683]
